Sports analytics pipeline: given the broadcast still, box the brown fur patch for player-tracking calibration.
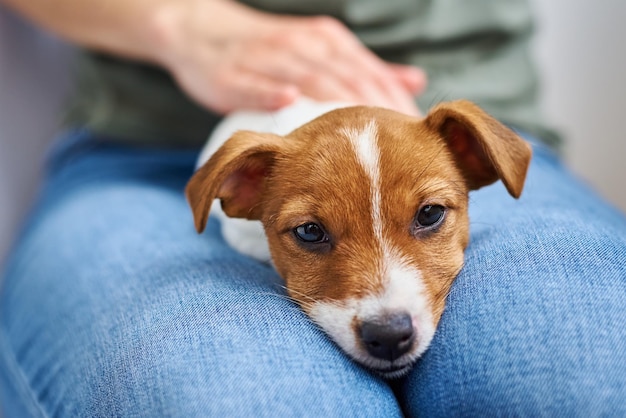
[186,101,531,329]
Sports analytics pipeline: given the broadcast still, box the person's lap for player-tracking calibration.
[1,131,625,417]
[0,131,401,417]
[402,143,626,416]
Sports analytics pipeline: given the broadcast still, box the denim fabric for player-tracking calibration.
[401,143,626,416]
[0,131,401,417]
[1,131,625,417]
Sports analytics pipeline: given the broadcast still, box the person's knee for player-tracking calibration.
[2,263,402,417]
[399,213,626,416]
[84,295,400,416]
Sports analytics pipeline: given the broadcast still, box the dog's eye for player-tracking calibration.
[294,222,328,243]
[415,205,446,228]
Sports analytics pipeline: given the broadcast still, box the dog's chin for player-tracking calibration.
[370,362,414,379]
[353,353,420,380]
[347,336,432,380]
[326,334,429,380]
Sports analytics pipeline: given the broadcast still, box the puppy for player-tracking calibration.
[186,98,531,378]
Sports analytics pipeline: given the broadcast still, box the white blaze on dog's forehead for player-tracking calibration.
[342,120,384,243]
[343,121,409,273]
[344,120,379,184]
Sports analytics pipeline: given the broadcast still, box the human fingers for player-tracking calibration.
[235,41,363,104]
[388,64,428,95]
[172,58,300,114]
[211,70,300,113]
[293,17,421,114]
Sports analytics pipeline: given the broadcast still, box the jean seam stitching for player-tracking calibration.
[0,327,50,418]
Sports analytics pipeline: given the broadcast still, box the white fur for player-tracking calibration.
[343,121,384,244]
[197,98,350,263]
[309,253,435,376]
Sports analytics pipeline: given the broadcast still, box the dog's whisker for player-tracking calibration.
[247,290,327,333]
[277,284,321,305]
[252,290,301,305]
[427,89,453,110]
[414,142,447,186]
[469,221,497,227]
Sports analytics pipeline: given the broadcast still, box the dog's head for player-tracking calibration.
[186,100,531,378]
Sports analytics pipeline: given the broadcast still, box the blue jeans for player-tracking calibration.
[1,130,625,417]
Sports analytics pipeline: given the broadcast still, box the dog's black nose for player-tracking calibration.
[359,313,415,362]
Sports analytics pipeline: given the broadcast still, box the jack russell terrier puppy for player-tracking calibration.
[186,98,532,378]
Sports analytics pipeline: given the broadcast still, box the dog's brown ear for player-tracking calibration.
[185,131,283,233]
[424,100,532,198]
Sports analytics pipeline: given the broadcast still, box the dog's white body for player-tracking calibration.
[197,99,349,262]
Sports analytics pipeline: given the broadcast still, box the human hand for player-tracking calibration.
[151,0,426,116]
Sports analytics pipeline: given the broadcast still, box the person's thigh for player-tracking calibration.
[0,132,401,418]
[400,143,626,416]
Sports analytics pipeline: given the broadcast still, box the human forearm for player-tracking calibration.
[0,0,263,66]
[1,0,425,115]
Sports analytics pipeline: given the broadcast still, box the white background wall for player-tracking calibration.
[531,0,626,212]
[1,2,625,264]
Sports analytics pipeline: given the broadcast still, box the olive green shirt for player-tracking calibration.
[65,0,559,148]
